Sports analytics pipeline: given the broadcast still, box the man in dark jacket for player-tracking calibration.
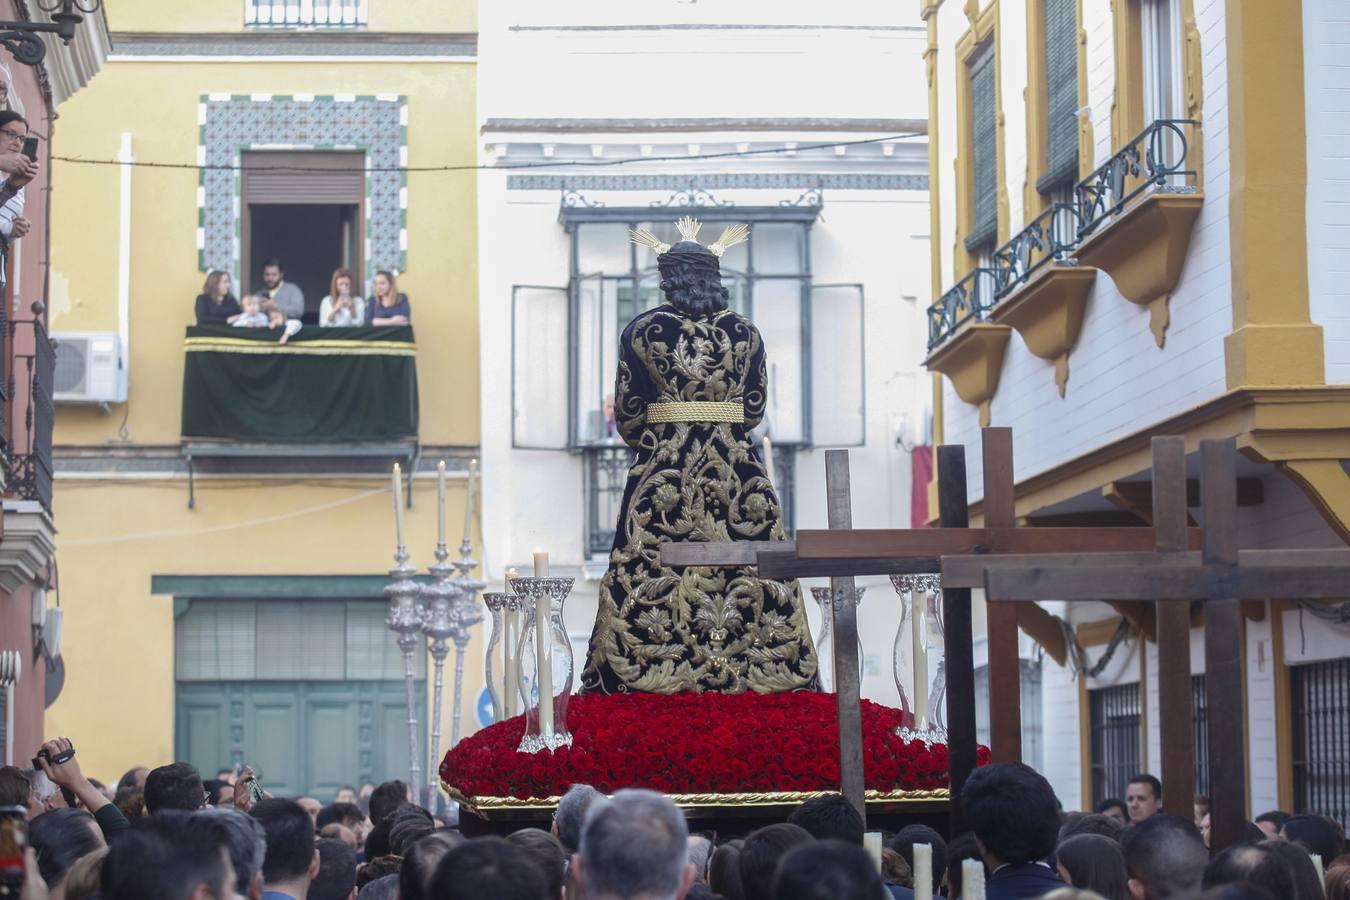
[958,763,1065,899]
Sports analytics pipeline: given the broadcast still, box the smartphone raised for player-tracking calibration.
[19,137,36,162]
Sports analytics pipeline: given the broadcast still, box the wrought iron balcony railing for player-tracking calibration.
[245,0,368,28]
[928,118,1198,351]
[7,317,55,513]
[1073,118,1198,240]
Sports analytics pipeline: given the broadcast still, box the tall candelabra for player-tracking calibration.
[384,546,423,793]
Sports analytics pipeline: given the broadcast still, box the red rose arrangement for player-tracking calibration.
[440,691,990,801]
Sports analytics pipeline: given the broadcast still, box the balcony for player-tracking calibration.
[7,317,55,513]
[180,324,419,505]
[927,119,1202,417]
[245,0,368,28]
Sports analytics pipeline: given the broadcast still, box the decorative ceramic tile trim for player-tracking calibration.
[504,173,928,191]
[198,94,407,287]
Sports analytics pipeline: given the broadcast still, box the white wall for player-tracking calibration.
[1304,0,1350,385]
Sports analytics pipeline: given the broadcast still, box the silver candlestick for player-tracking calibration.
[447,531,485,748]
[384,546,423,794]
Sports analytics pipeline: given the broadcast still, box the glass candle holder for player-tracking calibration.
[809,586,866,692]
[510,576,575,753]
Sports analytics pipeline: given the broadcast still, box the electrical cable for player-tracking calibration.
[50,131,925,175]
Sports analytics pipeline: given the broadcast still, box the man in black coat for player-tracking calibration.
[958,763,1065,899]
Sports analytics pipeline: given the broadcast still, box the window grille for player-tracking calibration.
[1039,0,1080,193]
[245,0,367,28]
[1089,682,1142,806]
[1291,657,1350,826]
[966,45,999,252]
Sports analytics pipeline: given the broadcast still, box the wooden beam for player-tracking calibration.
[985,566,1350,602]
[795,525,1203,559]
[757,553,942,580]
[1239,548,1350,567]
[939,444,977,837]
[1152,436,1195,826]
[1077,617,1128,647]
[659,541,789,567]
[1105,477,1265,512]
[941,550,1200,588]
[1109,601,1157,641]
[1016,602,1068,666]
[1202,438,1246,853]
[1027,509,1150,527]
[983,428,1022,765]
[824,450,866,824]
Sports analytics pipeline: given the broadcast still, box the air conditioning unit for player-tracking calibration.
[52,332,127,404]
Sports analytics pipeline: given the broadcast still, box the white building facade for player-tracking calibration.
[925,0,1350,820]
[476,1,935,712]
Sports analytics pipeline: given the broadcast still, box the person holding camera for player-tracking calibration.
[31,738,129,842]
[0,110,35,294]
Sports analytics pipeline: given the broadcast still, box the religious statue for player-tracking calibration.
[580,217,819,695]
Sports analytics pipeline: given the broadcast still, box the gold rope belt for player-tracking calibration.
[646,400,745,424]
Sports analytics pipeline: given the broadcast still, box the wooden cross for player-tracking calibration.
[981,437,1350,851]
[662,427,1200,828]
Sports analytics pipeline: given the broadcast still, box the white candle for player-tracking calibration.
[912,590,929,728]
[863,832,883,874]
[391,463,405,548]
[533,552,554,735]
[913,843,933,900]
[463,458,478,545]
[504,568,519,718]
[762,436,777,487]
[962,859,986,900]
[436,460,447,547]
[1312,853,1325,887]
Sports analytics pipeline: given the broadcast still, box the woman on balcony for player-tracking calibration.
[580,217,818,695]
[194,270,241,326]
[318,267,365,327]
[364,270,411,326]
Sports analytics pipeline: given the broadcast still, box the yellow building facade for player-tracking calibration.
[43,0,484,796]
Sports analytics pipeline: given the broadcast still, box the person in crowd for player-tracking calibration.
[959,763,1064,899]
[1125,776,1164,825]
[32,739,131,843]
[686,835,713,884]
[117,767,149,792]
[1261,839,1327,900]
[319,267,365,327]
[1199,813,1211,848]
[1254,810,1291,841]
[1202,843,1295,899]
[772,839,889,900]
[258,258,305,320]
[553,783,603,855]
[29,808,105,896]
[367,782,408,829]
[1061,813,1126,843]
[0,766,38,819]
[1097,799,1129,827]
[787,793,863,845]
[387,804,435,856]
[101,810,237,900]
[316,803,364,834]
[60,846,108,900]
[365,270,411,326]
[737,823,813,900]
[428,836,548,900]
[144,762,207,814]
[312,838,357,900]
[1326,860,1350,900]
[234,294,270,328]
[880,846,913,896]
[506,829,566,899]
[357,875,399,900]
[216,769,238,787]
[0,109,34,287]
[889,824,947,898]
[1199,887,1277,900]
[1121,814,1208,900]
[1283,813,1345,864]
[400,832,465,900]
[942,832,982,898]
[198,805,267,900]
[335,786,358,805]
[1194,796,1210,829]
[355,855,402,889]
[573,789,697,900]
[1055,834,1129,900]
[708,840,745,900]
[113,787,146,824]
[250,798,320,900]
[196,270,242,326]
[296,797,322,824]
[320,824,358,853]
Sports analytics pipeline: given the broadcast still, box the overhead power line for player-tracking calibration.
[50,131,924,175]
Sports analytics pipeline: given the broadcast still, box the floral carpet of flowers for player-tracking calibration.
[441,691,987,801]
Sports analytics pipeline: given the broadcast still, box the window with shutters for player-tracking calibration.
[1291,658,1350,827]
[1038,0,1080,194]
[1089,682,1142,806]
[965,45,999,254]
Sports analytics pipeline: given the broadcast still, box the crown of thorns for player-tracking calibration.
[629,217,750,258]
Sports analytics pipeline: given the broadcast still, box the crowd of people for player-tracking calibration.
[194,258,412,332]
[2,737,1347,900]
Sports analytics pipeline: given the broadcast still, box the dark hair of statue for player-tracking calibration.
[658,243,729,318]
